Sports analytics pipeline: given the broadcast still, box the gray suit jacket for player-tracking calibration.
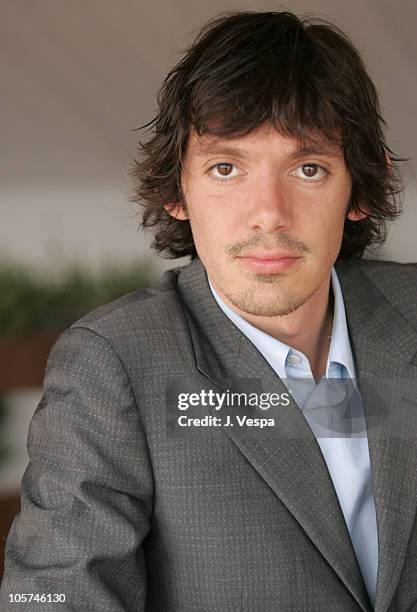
[1,257,417,611]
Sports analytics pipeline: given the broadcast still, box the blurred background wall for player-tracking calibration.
[0,0,416,573]
[1,0,416,274]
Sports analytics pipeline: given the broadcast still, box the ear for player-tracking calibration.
[163,202,188,221]
[385,149,393,175]
[347,206,369,222]
[346,151,392,222]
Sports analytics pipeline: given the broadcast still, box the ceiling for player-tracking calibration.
[2,0,416,189]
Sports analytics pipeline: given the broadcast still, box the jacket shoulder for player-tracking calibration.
[68,264,189,344]
[336,257,417,324]
[336,257,417,285]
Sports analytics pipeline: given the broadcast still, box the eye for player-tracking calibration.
[292,163,328,181]
[208,163,239,181]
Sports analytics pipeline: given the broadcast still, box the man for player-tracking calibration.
[1,10,416,612]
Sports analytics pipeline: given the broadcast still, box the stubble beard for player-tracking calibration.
[220,274,318,317]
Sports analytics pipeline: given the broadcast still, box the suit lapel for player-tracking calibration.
[337,261,417,612]
[176,257,372,612]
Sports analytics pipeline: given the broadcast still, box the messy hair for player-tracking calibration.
[131,10,404,259]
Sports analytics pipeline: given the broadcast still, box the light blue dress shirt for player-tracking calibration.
[208,268,378,606]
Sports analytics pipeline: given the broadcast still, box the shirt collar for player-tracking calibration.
[327,267,356,379]
[208,267,356,380]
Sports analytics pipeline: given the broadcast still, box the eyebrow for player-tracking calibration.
[193,142,343,160]
[290,145,343,159]
[194,144,254,160]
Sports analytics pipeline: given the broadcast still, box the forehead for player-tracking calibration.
[184,124,343,161]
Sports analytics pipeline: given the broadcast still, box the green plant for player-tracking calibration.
[0,259,158,337]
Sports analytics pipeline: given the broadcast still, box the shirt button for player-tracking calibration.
[287,354,301,365]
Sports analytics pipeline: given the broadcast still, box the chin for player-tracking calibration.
[227,288,308,318]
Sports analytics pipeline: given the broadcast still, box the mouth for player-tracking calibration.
[236,252,302,274]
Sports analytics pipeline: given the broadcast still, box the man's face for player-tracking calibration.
[169,122,362,317]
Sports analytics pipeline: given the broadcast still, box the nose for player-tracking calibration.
[247,174,292,233]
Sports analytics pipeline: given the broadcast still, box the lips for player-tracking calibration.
[236,251,301,273]
[238,251,299,260]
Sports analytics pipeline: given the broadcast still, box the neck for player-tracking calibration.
[213,274,334,382]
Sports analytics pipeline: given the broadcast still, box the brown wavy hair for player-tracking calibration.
[130,11,404,260]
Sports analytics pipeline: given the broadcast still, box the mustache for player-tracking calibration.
[227,235,310,257]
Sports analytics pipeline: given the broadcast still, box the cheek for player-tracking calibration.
[303,198,347,256]
[188,203,217,238]
[188,189,239,236]
[320,208,348,258]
